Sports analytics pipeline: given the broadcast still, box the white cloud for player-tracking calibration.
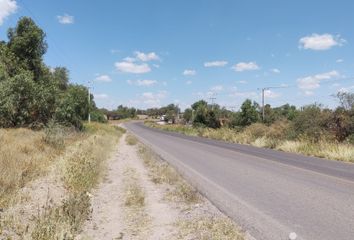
[127,79,157,86]
[229,91,257,98]
[336,59,344,63]
[264,90,280,98]
[94,93,109,99]
[304,91,314,96]
[232,62,260,72]
[210,85,223,92]
[0,0,17,25]
[141,91,167,107]
[238,80,248,84]
[204,61,228,67]
[134,51,160,62]
[297,70,340,90]
[299,33,345,50]
[186,80,192,85]
[338,85,354,93]
[183,69,196,76]
[123,57,136,62]
[115,61,151,74]
[57,14,74,24]
[271,68,280,73]
[95,74,112,82]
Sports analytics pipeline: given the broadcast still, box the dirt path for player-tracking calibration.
[79,132,245,240]
[79,134,179,240]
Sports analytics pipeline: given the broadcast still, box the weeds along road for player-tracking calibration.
[125,122,354,240]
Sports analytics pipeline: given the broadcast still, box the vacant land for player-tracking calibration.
[145,122,354,163]
[0,123,124,239]
[78,132,245,240]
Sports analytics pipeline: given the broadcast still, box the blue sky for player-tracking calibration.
[1,0,354,110]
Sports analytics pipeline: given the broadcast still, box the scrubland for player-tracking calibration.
[145,121,354,163]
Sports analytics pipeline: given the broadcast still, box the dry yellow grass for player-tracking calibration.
[0,128,58,207]
[177,217,244,240]
[125,134,138,145]
[146,122,354,163]
[138,145,200,204]
[0,122,124,239]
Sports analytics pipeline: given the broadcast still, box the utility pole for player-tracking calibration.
[209,94,217,110]
[261,88,266,121]
[259,86,287,122]
[88,80,92,123]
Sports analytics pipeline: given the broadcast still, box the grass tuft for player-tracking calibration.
[125,134,138,145]
[177,217,244,240]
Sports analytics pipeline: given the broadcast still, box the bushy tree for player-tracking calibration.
[0,71,36,127]
[205,109,221,128]
[292,104,332,142]
[0,17,95,129]
[183,108,193,123]
[238,99,260,126]
[7,17,47,80]
[54,85,89,129]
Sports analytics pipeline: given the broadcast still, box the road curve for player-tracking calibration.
[125,122,354,240]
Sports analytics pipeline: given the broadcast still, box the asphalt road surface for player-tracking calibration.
[125,122,354,240]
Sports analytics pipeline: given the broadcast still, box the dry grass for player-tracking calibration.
[122,167,150,239]
[146,122,354,163]
[277,140,354,162]
[138,146,200,204]
[125,134,138,145]
[137,135,243,239]
[31,193,91,240]
[176,217,244,240]
[0,122,123,239]
[124,168,145,207]
[31,123,122,239]
[0,128,61,208]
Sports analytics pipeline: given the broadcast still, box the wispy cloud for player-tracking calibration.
[94,93,109,99]
[210,85,223,92]
[0,0,17,25]
[127,79,157,86]
[297,70,340,90]
[57,14,74,24]
[270,68,280,74]
[299,33,345,50]
[232,62,260,72]
[183,69,196,76]
[115,61,151,74]
[204,61,228,67]
[264,90,280,98]
[134,51,160,62]
[95,74,112,82]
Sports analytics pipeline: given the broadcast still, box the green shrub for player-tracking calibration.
[43,120,67,149]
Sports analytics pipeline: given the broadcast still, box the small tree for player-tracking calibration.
[238,99,260,127]
[183,108,193,123]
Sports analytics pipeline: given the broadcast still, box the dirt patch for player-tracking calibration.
[79,132,245,240]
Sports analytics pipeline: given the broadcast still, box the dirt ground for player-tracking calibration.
[78,133,245,240]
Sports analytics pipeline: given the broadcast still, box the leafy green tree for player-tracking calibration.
[0,71,36,127]
[191,100,208,111]
[7,17,47,80]
[292,104,332,142]
[238,99,260,126]
[51,67,69,90]
[205,109,221,128]
[183,108,193,123]
[54,85,90,129]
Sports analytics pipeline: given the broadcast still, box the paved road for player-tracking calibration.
[125,122,354,240]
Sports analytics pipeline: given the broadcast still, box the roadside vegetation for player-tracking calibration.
[0,123,124,239]
[138,144,244,239]
[144,92,354,163]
